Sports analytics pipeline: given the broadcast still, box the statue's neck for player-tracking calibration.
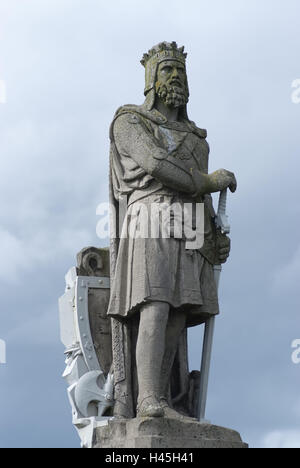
[154,97,179,122]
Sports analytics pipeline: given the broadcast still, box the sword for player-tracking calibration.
[197,189,230,422]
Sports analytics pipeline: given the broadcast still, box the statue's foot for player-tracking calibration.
[137,395,164,418]
[160,399,197,421]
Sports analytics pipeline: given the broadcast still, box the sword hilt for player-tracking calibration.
[218,188,227,215]
[215,189,230,235]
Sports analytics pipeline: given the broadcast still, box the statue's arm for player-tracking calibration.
[113,114,213,196]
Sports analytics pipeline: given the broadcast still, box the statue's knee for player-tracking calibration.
[140,302,169,328]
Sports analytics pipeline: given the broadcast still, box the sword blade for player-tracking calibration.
[197,189,229,422]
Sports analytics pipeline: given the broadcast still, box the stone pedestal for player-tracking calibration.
[93,417,248,449]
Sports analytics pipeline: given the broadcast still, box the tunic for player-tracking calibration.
[107,104,219,327]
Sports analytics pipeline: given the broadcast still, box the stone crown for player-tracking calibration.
[141,41,187,68]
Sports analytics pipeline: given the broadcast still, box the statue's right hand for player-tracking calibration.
[209,169,237,193]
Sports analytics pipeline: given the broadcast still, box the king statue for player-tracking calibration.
[107,41,237,420]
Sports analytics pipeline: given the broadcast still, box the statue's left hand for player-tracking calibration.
[215,231,231,264]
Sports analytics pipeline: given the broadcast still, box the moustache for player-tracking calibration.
[169,78,184,87]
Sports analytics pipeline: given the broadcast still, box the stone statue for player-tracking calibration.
[108,41,237,420]
[59,41,248,448]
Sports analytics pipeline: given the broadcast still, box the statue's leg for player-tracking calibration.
[159,310,187,417]
[112,319,135,419]
[136,301,169,417]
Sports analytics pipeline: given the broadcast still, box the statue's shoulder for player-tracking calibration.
[186,119,208,139]
[110,104,166,140]
[113,104,167,124]
[113,104,140,119]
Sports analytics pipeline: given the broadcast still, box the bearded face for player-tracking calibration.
[155,60,189,108]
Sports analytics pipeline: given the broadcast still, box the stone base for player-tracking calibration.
[93,417,248,448]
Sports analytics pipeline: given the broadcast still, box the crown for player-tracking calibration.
[140,41,187,68]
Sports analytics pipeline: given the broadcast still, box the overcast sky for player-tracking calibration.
[0,0,299,448]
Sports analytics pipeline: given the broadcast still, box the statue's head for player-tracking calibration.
[141,41,189,113]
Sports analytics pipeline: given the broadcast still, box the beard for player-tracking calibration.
[155,81,189,108]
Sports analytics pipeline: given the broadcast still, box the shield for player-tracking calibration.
[59,247,114,448]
